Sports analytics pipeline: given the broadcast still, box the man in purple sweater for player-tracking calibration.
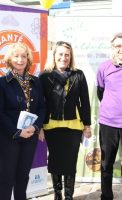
[97,32,122,200]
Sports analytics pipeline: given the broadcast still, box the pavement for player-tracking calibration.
[28,175,122,200]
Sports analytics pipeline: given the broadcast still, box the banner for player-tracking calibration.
[0,3,48,198]
[49,16,122,183]
[0,4,48,76]
[27,141,47,198]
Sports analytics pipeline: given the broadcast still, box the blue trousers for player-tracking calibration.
[99,124,122,200]
[0,134,38,200]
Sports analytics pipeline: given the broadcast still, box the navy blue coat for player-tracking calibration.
[0,71,46,138]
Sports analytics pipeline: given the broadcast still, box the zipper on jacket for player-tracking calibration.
[62,98,66,120]
[68,75,77,94]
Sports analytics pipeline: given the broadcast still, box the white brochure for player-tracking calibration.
[17,111,38,129]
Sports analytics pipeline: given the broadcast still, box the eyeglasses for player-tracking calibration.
[113,44,122,49]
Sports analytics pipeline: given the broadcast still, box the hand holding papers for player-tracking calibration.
[17,111,38,129]
[82,136,90,148]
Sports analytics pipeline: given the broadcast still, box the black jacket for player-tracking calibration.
[0,71,46,138]
[39,69,91,125]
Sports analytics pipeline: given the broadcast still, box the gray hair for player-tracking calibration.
[111,32,122,44]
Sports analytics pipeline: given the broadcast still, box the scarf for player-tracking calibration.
[12,70,31,112]
[50,69,72,117]
[52,68,72,87]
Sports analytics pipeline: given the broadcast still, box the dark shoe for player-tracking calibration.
[51,174,62,200]
[64,175,75,200]
[54,191,62,200]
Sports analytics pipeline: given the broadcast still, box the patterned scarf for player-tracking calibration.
[12,70,31,112]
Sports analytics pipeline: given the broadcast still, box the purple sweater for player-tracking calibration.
[97,60,122,128]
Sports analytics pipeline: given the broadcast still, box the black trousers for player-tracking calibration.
[0,133,38,200]
[99,124,122,200]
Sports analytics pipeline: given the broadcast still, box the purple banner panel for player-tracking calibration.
[32,141,47,169]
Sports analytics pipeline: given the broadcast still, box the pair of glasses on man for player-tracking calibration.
[113,44,122,49]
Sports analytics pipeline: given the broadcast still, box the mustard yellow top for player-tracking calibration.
[43,80,84,131]
[43,107,84,130]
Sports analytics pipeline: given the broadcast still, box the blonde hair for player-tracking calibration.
[4,42,33,72]
[44,41,77,72]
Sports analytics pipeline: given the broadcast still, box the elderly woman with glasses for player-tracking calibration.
[39,41,91,200]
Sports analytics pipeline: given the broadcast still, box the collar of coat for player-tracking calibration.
[6,71,34,82]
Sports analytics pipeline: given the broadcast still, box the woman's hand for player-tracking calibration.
[83,126,92,138]
[38,128,45,142]
[20,125,35,138]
